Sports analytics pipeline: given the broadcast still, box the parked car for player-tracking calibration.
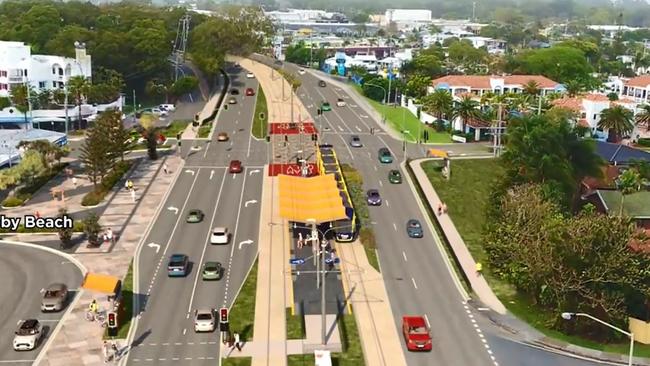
[318,80,326,87]
[366,189,382,206]
[202,261,223,280]
[41,283,68,312]
[150,108,168,117]
[246,72,255,79]
[402,315,432,351]
[186,209,204,223]
[245,88,255,96]
[13,319,43,351]
[229,160,243,173]
[298,68,306,75]
[321,101,331,112]
[230,88,239,95]
[336,98,346,107]
[228,97,237,104]
[167,254,189,277]
[217,132,229,141]
[388,170,402,184]
[349,135,362,148]
[159,104,176,112]
[378,147,393,163]
[406,219,423,238]
[194,308,216,332]
[210,227,229,244]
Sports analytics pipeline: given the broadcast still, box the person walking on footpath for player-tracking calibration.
[102,341,109,363]
[111,342,119,362]
[437,203,442,216]
[475,262,483,276]
[127,180,133,191]
[130,189,136,202]
[163,163,169,174]
[106,228,114,245]
[442,203,448,214]
[72,176,77,188]
[234,333,242,351]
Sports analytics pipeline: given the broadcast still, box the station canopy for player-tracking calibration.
[278,174,348,223]
[81,273,121,295]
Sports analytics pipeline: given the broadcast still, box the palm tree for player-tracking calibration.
[598,105,635,143]
[422,90,453,120]
[68,76,90,129]
[522,80,540,97]
[635,104,650,129]
[564,80,584,97]
[451,95,481,132]
[617,169,646,216]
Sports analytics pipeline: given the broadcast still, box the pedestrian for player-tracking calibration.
[437,203,442,216]
[35,210,41,219]
[163,163,169,174]
[234,333,242,351]
[111,342,119,361]
[476,262,483,276]
[124,180,130,191]
[130,189,136,202]
[297,232,303,249]
[106,228,114,245]
[442,203,448,214]
[72,176,77,188]
[127,180,133,191]
[102,341,109,363]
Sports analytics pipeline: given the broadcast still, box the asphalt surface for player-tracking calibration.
[123,65,265,365]
[0,243,83,363]
[284,64,610,366]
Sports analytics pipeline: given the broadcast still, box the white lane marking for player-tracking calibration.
[185,169,195,176]
[223,166,249,306]
[379,180,383,187]
[203,141,210,158]
[393,223,397,231]
[210,170,214,180]
[187,171,228,312]
[373,166,377,171]
[402,251,407,262]
[385,199,390,207]
[183,328,186,335]
[337,125,344,131]
[411,277,418,289]
[232,173,236,179]
[245,199,257,207]
[356,126,362,131]
[167,206,179,214]
[238,239,254,250]
[162,169,202,256]
[424,314,430,328]
[249,169,261,175]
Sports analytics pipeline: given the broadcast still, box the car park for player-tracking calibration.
[378,147,393,163]
[349,135,362,148]
[13,319,43,351]
[246,72,255,79]
[41,283,69,312]
[210,227,229,244]
[245,88,255,96]
[167,254,189,277]
[366,189,382,206]
[318,80,326,87]
[186,209,204,223]
[406,219,423,238]
[217,132,229,141]
[336,98,346,107]
[388,170,402,184]
[202,261,223,280]
[194,308,216,332]
[229,160,243,174]
[321,101,331,111]
[230,89,239,95]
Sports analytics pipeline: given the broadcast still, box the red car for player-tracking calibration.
[229,160,242,174]
[245,88,255,96]
[402,316,432,351]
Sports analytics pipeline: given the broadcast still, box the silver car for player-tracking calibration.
[41,283,68,312]
[349,135,362,148]
[194,308,216,332]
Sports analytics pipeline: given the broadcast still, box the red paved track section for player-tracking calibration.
[268,163,319,177]
[269,122,317,135]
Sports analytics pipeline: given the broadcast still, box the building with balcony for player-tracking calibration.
[0,41,92,99]
[621,75,650,103]
[429,75,563,97]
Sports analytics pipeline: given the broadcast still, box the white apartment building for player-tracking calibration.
[621,75,650,103]
[422,29,506,54]
[382,9,432,27]
[429,75,563,97]
[0,41,92,99]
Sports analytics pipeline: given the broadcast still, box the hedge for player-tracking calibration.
[0,220,85,234]
[82,160,134,207]
[1,163,69,207]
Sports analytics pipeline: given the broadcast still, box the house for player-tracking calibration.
[429,75,563,97]
[585,190,650,231]
[594,140,650,166]
[621,75,650,103]
[0,41,92,99]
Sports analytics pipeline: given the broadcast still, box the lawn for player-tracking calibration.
[287,315,364,366]
[363,97,452,144]
[286,308,305,339]
[104,261,133,339]
[422,158,650,357]
[222,358,252,366]
[198,122,212,138]
[252,86,268,139]
[161,120,191,138]
[228,258,258,342]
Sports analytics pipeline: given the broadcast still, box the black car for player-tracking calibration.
[319,80,326,87]
[230,89,239,95]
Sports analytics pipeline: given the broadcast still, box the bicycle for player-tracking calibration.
[85,310,108,327]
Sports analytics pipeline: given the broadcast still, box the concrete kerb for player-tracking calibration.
[119,157,185,366]
[0,239,88,366]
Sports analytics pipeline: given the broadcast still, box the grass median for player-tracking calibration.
[161,120,191,138]
[198,122,212,138]
[252,86,268,139]
[104,260,133,340]
[228,258,258,342]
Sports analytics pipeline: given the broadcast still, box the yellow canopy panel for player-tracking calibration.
[82,273,121,294]
[278,174,348,223]
[427,149,449,158]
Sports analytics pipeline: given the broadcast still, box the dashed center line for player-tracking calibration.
[402,251,407,261]
[411,277,418,289]
[463,301,499,366]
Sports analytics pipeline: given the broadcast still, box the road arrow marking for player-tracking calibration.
[337,125,344,131]
[355,126,362,131]
[238,240,254,249]
[360,114,368,118]
[249,169,260,175]
[147,242,161,253]
[167,206,179,214]
[210,170,215,180]
[185,169,195,176]
[245,199,258,207]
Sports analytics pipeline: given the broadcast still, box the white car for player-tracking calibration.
[13,319,43,351]
[336,98,346,107]
[150,108,168,117]
[298,69,305,75]
[210,227,229,244]
[159,104,176,112]
[246,72,255,79]
[194,308,216,332]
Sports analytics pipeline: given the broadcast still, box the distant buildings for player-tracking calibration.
[429,75,562,97]
[382,9,432,27]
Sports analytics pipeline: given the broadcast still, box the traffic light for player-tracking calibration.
[317,109,322,116]
[107,312,117,328]
[219,307,228,323]
[176,133,181,141]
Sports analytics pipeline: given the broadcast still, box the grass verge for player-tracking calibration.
[252,86,268,139]
[1,163,69,207]
[198,122,212,138]
[104,260,133,339]
[222,358,252,366]
[423,158,650,357]
[286,308,305,339]
[161,120,191,138]
[287,315,364,366]
[228,258,258,342]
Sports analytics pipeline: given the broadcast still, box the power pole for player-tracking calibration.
[173,14,191,81]
[493,104,504,157]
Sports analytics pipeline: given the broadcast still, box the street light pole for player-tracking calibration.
[321,237,327,345]
[64,86,69,135]
[561,312,634,366]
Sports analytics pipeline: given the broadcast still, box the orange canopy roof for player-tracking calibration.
[278,174,348,223]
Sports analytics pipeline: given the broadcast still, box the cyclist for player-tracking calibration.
[89,299,99,315]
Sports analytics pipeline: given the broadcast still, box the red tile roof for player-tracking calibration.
[552,97,582,112]
[625,75,650,88]
[431,75,559,89]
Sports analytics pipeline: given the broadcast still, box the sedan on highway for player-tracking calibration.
[186,209,204,223]
[167,254,189,277]
[349,135,362,148]
[388,170,402,184]
[378,147,393,163]
[245,87,255,96]
[298,68,306,75]
[217,132,229,142]
[228,97,237,104]
[13,319,43,351]
[367,189,382,206]
[321,101,331,112]
[202,261,223,280]
[194,308,216,332]
[406,219,424,238]
[318,80,326,87]
[230,88,239,95]
[41,283,68,312]
[229,160,243,174]
[246,72,255,79]
[336,98,346,107]
[210,227,229,244]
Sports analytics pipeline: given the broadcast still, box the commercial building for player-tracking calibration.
[382,9,432,27]
[0,41,92,99]
[429,75,563,97]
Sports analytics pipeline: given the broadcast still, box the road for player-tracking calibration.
[123,64,265,365]
[284,64,609,366]
[0,243,83,363]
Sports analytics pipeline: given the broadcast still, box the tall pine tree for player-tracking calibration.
[79,114,116,189]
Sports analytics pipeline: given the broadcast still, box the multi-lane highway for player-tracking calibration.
[0,244,82,363]
[123,64,265,365]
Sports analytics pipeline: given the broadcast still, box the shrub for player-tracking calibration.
[637,138,650,147]
[0,220,85,234]
[82,190,103,206]
[2,196,25,207]
[82,161,133,206]
[83,212,102,246]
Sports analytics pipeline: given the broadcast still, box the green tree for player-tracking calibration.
[12,150,46,188]
[0,97,11,110]
[79,116,116,188]
[598,105,635,143]
[169,76,199,102]
[522,80,540,97]
[57,208,73,249]
[421,89,453,120]
[83,212,102,247]
[68,76,90,127]
[16,140,61,172]
[617,169,647,216]
[10,83,31,123]
[451,95,481,132]
[103,110,134,162]
[635,104,650,129]
[126,19,171,77]
[44,25,94,57]
[513,46,593,84]
[404,74,431,98]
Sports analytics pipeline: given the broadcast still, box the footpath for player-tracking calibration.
[3,153,183,366]
[408,157,650,366]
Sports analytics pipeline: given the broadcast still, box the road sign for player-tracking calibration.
[289,258,305,265]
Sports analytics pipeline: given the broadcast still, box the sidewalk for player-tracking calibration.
[35,155,183,366]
